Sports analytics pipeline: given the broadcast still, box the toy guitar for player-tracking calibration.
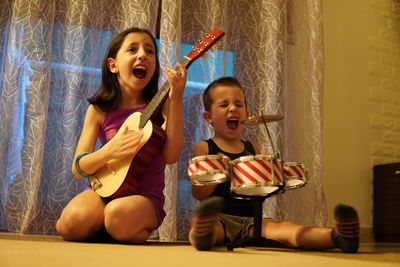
[89,28,225,200]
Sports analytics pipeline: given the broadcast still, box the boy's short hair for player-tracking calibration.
[202,76,246,111]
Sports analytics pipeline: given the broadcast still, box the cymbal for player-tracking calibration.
[241,114,283,125]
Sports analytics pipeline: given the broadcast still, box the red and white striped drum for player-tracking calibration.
[187,155,230,185]
[283,162,308,189]
[230,155,284,197]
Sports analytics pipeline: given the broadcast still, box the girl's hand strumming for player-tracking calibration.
[103,125,144,160]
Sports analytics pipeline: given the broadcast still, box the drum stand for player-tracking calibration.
[227,190,300,251]
[227,113,299,251]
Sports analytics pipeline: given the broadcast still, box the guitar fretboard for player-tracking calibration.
[139,56,191,129]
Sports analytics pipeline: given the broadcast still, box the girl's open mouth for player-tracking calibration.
[132,66,147,79]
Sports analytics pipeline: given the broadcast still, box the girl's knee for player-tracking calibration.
[55,218,68,237]
[103,207,148,243]
[56,206,103,240]
[103,196,158,243]
[55,216,85,241]
[106,223,150,243]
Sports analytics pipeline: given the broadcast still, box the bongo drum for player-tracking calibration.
[283,162,308,189]
[230,155,284,198]
[187,155,230,185]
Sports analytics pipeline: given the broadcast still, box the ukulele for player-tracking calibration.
[89,28,225,200]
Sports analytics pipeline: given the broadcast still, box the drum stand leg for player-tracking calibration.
[227,195,299,251]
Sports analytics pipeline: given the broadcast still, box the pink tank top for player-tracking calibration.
[98,105,166,227]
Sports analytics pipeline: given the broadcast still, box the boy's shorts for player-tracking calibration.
[218,213,254,244]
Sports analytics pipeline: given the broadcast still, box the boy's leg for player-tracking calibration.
[190,196,224,250]
[332,204,360,253]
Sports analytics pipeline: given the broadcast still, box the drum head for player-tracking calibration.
[285,178,307,190]
[231,182,281,198]
[189,172,228,186]
[283,162,308,190]
[234,186,279,196]
[286,179,303,188]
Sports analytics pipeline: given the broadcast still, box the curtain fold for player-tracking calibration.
[157,0,183,241]
[280,0,326,226]
[0,0,325,239]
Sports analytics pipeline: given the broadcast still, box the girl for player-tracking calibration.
[56,27,187,243]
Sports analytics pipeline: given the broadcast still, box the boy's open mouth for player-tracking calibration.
[227,119,239,130]
[132,66,147,79]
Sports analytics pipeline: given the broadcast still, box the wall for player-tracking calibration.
[322,0,400,235]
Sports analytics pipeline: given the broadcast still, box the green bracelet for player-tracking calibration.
[74,152,97,177]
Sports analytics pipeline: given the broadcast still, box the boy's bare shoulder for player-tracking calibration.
[250,141,265,154]
[193,141,209,156]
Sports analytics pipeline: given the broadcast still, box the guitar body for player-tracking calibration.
[88,112,166,200]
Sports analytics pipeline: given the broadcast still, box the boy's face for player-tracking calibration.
[204,85,248,140]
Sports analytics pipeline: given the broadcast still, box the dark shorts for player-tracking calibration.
[218,213,254,244]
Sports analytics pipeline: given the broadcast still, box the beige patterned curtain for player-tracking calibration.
[0,0,325,240]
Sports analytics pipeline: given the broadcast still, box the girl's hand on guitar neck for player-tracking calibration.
[103,124,144,160]
[165,62,187,101]
[162,63,187,164]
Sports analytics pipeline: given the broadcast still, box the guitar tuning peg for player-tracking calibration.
[217,42,223,47]
[202,54,208,59]
[210,47,215,52]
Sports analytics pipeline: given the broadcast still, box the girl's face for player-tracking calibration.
[107,32,156,96]
[204,85,248,141]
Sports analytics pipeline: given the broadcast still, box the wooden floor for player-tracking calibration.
[1,232,399,267]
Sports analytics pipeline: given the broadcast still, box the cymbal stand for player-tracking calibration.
[260,112,280,158]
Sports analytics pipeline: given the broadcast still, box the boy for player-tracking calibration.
[188,77,359,253]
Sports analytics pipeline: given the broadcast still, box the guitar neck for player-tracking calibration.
[139,56,191,129]
[139,28,225,129]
